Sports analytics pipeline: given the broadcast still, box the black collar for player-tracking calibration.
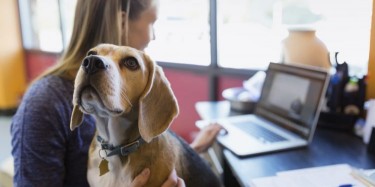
[97,135,146,157]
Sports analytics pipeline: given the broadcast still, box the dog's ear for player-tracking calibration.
[138,55,179,143]
[70,104,84,131]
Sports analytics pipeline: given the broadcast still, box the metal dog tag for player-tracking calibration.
[99,159,109,176]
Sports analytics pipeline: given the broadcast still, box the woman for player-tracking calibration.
[11,0,222,186]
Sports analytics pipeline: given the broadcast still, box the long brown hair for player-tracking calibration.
[38,0,151,81]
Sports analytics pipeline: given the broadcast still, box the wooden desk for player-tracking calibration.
[195,101,375,187]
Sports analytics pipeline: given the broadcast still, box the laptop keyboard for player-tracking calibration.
[233,122,287,143]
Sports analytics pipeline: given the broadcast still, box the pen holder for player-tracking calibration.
[318,111,358,132]
[367,127,375,154]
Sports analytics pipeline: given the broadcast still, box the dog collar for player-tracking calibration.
[97,135,146,157]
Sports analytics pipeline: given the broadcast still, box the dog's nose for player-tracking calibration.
[82,56,108,74]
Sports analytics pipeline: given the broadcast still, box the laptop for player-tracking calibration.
[196,62,330,157]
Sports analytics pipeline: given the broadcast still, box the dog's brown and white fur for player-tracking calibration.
[70,44,221,187]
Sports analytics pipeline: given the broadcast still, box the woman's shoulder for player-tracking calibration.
[19,75,74,114]
[30,75,73,92]
[26,75,73,101]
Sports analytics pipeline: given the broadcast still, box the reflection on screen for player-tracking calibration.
[267,73,310,120]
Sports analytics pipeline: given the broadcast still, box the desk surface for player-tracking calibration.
[195,101,375,187]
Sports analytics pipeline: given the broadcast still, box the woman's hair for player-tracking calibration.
[39,0,151,81]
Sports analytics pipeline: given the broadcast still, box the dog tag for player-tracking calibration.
[99,159,109,176]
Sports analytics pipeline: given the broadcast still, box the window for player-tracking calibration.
[145,0,211,66]
[18,0,372,75]
[314,0,372,76]
[18,0,76,53]
[216,0,372,75]
[217,0,286,70]
[59,0,77,47]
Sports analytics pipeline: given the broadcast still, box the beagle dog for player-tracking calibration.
[70,44,222,187]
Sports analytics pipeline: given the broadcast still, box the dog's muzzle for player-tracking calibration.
[82,56,109,75]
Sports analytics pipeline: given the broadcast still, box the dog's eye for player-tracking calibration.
[87,51,97,56]
[122,57,139,70]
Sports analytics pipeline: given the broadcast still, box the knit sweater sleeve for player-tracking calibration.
[10,76,88,187]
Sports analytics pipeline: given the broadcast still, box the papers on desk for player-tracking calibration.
[249,164,373,187]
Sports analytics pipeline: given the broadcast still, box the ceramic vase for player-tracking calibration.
[281,28,331,70]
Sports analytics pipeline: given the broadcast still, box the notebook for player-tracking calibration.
[249,164,367,187]
[196,62,329,157]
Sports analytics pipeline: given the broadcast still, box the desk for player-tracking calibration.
[195,101,375,187]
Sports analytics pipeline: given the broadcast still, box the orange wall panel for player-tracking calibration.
[368,1,375,99]
[0,0,27,109]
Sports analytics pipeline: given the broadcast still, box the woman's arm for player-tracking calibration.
[11,97,69,186]
[11,78,77,187]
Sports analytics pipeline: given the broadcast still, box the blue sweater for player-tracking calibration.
[11,75,96,187]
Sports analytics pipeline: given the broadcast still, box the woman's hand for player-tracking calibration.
[161,169,185,187]
[131,168,185,187]
[190,123,224,154]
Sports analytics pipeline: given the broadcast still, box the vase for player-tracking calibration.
[281,28,331,70]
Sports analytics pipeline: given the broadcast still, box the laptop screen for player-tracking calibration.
[255,63,329,139]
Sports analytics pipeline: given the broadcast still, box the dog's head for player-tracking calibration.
[70,44,179,142]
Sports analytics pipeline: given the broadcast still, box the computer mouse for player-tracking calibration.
[219,128,228,136]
